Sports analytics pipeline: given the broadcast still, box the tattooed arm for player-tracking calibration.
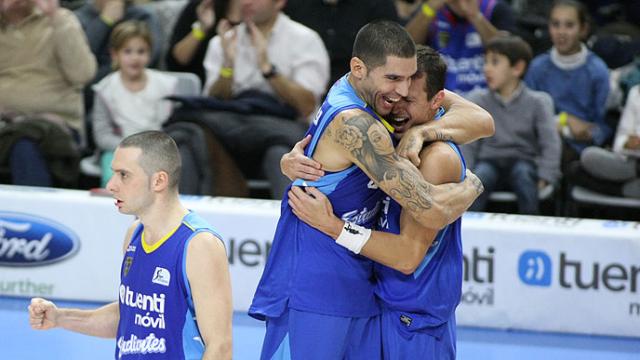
[289,142,463,274]
[324,109,483,230]
[397,90,495,166]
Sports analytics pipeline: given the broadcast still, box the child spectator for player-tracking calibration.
[568,84,640,199]
[465,35,561,214]
[92,21,177,186]
[525,0,610,169]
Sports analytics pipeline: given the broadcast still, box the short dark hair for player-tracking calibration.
[415,45,447,100]
[550,0,589,26]
[119,131,181,189]
[485,35,533,75]
[352,20,416,69]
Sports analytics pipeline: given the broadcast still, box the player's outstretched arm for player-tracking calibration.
[326,109,482,230]
[397,90,495,166]
[27,221,140,338]
[186,232,232,360]
[29,298,120,338]
[289,142,463,274]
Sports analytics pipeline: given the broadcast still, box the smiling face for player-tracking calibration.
[106,146,154,216]
[388,72,439,139]
[549,4,586,55]
[355,55,417,117]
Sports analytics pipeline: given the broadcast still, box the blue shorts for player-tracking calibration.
[260,308,381,360]
[381,309,456,360]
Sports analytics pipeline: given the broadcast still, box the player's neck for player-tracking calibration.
[138,196,188,246]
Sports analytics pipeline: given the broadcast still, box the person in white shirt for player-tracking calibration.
[92,20,177,187]
[199,0,330,199]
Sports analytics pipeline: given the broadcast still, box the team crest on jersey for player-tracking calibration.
[152,267,171,286]
[123,256,134,277]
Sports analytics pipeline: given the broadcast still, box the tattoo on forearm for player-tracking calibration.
[333,114,434,213]
[426,129,453,142]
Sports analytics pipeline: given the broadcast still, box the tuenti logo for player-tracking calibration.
[518,251,552,287]
[0,212,80,266]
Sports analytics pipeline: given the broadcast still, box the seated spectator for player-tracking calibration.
[74,0,162,109]
[192,0,329,199]
[404,0,517,95]
[284,0,398,87]
[0,0,96,187]
[525,0,611,169]
[465,35,561,214]
[166,0,241,84]
[567,84,640,199]
[92,21,177,187]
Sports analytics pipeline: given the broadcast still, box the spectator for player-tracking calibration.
[166,0,241,84]
[525,0,611,168]
[0,0,96,187]
[465,35,561,214]
[74,0,162,109]
[197,0,329,199]
[284,0,399,87]
[405,0,517,95]
[567,84,640,199]
[92,21,177,187]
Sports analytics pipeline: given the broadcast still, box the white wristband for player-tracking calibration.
[336,222,371,254]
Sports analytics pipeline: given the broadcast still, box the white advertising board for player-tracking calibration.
[1,186,638,337]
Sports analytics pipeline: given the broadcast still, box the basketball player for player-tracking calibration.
[28,131,232,360]
[288,46,466,359]
[249,21,486,359]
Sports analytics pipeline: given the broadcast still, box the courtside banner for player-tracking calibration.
[457,212,640,338]
[1,186,638,338]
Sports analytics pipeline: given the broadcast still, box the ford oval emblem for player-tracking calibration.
[0,212,80,266]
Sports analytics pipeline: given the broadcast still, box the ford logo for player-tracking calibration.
[0,212,80,266]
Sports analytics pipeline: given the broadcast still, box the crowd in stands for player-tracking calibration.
[1,0,639,220]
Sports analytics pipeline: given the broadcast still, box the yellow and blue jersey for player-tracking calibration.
[116,212,222,360]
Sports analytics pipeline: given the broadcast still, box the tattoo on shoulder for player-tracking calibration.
[335,113,435,213]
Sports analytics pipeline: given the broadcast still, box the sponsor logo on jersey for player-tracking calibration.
[117,333,166,358]
[152,267,170,287]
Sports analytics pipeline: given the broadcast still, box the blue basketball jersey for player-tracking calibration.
[431,0,497,93]
[116,212,222,360]
[250,75,389,320]
[375,141,466,337]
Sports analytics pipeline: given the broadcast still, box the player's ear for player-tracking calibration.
[151,171,169,192]
[350,57,367,79]
[431,89,445,110]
